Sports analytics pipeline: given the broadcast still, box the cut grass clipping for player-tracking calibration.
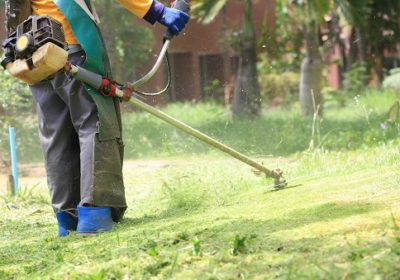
[0,90,399,278]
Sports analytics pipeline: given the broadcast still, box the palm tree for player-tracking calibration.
[286,0,331,116]
[192,0,261,116]
[284,0,356,115]
[299,2,324,115]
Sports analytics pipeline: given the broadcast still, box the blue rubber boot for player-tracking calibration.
[77,206,113,234]
[56,212,78,237]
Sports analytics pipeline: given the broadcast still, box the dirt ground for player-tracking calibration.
[0,158,233,195]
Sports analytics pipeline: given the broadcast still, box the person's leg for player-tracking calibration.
[30,75,81,236]
[56,50,126,228]
[30,80,81,216]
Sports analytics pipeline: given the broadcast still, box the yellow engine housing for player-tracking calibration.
[5,42,68,85]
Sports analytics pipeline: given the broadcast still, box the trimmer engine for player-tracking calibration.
[1,16,68,85]
[2,15,66,67]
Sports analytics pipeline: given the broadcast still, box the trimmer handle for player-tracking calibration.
[172,0,191,14]
[163,0,190,41]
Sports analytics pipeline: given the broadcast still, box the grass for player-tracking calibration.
[1,141,400,278]
[0,90,399,278]
[7,89,399,163]
[122,90,399,159]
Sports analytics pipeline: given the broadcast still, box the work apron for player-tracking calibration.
[46,0,126,220]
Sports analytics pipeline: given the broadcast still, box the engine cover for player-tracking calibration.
[1,16,68,85]
[2,15,66,66]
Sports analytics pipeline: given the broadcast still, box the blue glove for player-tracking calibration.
[158,6,190,35]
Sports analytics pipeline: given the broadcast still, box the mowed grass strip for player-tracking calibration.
[1,142,399,279]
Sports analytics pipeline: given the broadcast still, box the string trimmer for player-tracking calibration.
[2,0,287,189]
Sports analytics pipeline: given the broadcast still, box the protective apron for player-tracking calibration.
[52,0,127,218]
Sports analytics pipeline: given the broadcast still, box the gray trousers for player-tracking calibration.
[30,50,126,221]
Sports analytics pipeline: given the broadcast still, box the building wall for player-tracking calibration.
[136,0,276,104]
[0,2,275,104]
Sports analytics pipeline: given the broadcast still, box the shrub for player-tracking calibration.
[0,71,40,164]
[259,72,300,106]
[0,71,32,112]
[203,79,224,102]
[383,68,400,92]
[322,86,347,107]
[343,63,368,96]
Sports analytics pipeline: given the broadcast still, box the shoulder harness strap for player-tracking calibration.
[73,0,101,25]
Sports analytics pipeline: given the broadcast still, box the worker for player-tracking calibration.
[4,0,189,236]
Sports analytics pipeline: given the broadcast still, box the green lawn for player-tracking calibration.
[13,89,400,163]
[1,142,400,279]
[1,90,400,279]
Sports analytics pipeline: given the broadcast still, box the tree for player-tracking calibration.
[280,0,360,115]
[299,1,325,115]
[282,0,333,116]
[348,0,400,83]
[93,0,154,82]
[192,0,261,116]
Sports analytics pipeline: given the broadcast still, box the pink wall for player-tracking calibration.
[136,0,276,103]
[0,1,278,102]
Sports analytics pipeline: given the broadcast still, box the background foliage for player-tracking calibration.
[94,0,154,82]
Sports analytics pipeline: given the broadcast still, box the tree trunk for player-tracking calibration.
[299,56,323,115]
[355,28,367,64]
[299,22,323,116]
[330,13,347,86]
[232,0,261,117]
[346,27,368,88]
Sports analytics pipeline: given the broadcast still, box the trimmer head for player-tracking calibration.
[272,169,288,190]
[252,168,288,189]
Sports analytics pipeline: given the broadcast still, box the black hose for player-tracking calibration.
[133,52,172,96]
